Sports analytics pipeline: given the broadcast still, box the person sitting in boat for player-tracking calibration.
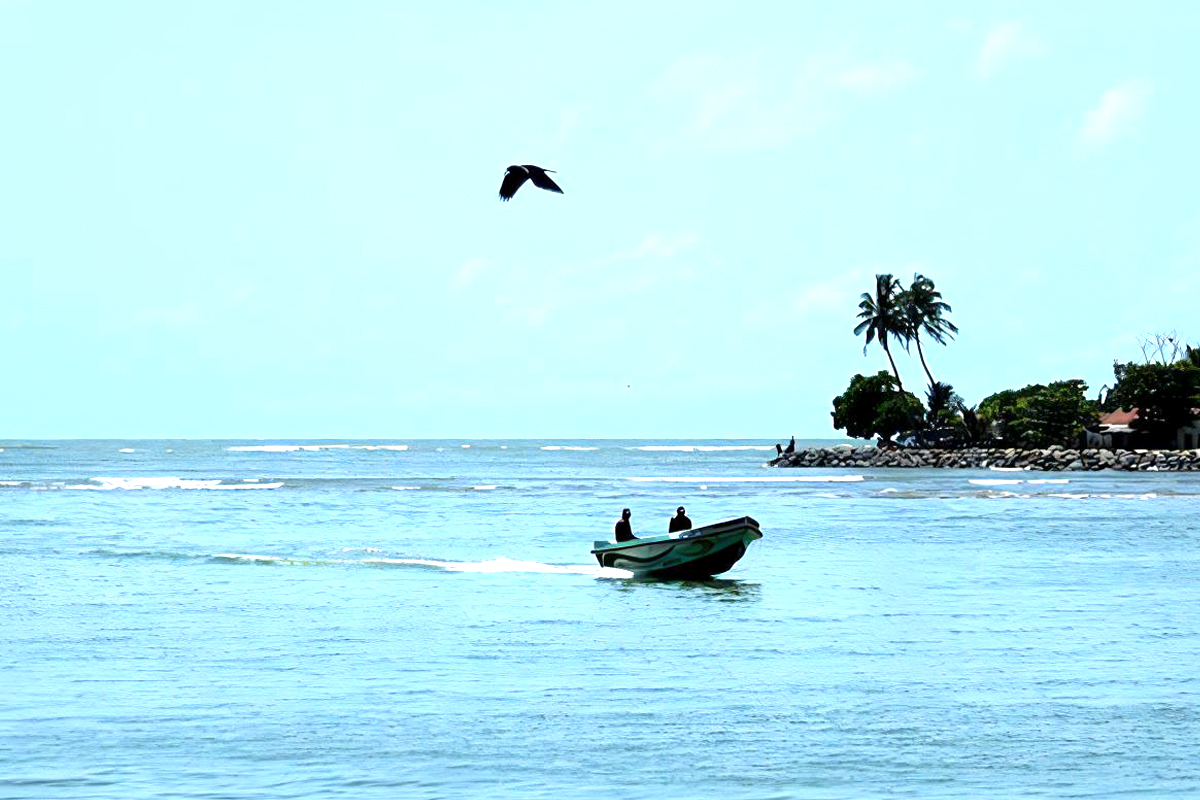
[669,506,692,533]
[614,508,635,542]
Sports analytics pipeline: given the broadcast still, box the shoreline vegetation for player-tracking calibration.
[793,272,1200,469]
[770,444,1200,472]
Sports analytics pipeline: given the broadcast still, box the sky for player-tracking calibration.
[2,1,1197,438]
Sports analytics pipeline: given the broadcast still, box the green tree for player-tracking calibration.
[978,380,1097,448]
[831,371,925,442]
[1107,361,1200,446]
[900,274,958,388]
[853,274,909,391]
[956,400,993,444]
[925,381,963,427]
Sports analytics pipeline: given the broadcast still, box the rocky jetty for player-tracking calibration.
[770,444,1200,471]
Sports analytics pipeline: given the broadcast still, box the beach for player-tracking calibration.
[3,439,1199,798]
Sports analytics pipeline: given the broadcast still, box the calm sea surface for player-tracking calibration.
[2,439,1198,799]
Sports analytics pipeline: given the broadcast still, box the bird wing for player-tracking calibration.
[498,168,529,200]
[527,170,563,194]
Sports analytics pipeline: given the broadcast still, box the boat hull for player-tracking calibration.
[591,517,762,579]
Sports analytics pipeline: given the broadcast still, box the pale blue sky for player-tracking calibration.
[2,2,1196,438]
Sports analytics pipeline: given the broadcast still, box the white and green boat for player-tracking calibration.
[591,516,762,579]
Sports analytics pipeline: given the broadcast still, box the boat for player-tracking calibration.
[591,516,762,579]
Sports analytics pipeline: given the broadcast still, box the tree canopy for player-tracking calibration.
[978,380,1097,448]
[831,371,925,442]
[1105,361,1200,445]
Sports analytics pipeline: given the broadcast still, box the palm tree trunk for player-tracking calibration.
[914,335,935,387]
[881,341,904,392]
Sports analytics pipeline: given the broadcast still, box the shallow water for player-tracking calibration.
[2,440,1198,798]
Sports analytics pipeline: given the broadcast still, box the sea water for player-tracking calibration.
[1,440,1198,799]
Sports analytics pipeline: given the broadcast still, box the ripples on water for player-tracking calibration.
[1,440,1199,799]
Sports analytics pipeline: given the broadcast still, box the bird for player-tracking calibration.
[498,165,563,201]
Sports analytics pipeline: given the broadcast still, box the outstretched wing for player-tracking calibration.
[527,169,563,194]
[498,168,529,201]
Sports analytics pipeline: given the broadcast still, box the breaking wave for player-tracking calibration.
[228,444,408,452]
[631,445,776,452]
[66,477,283,491]
[629,475,864,483]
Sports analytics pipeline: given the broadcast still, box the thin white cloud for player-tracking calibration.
[478,233,702,327]
[1079,79,1152,149]
[649,52,915,152]
[451,257,488,290]
[604,232,701,262]
[976,21,1044,78]
[837,61,917,91]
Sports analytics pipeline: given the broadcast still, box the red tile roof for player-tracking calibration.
[1099,408,1138,425]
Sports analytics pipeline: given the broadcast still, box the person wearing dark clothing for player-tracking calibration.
[669,506,692,533]
[784,436,795,454]
[614,508,635,542]
[775,443,783,456]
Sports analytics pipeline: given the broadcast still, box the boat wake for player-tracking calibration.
[210,553,631,577]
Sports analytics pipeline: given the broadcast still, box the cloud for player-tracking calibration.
[649,52,915,152]
[451,257,488,290]
[976,21,1044,78]
[836,61,917,91]
[1079,79,1152,149]
[603,232,702,263]
[470,233,702,327]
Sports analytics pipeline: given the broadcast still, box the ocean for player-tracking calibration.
[2,439,1198,799]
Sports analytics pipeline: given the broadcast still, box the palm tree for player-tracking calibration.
[854,273,908,391]
[901,273,958,388]
[926,381,961,420]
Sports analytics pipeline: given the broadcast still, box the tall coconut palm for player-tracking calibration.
[854,273,908,391]
[901,273,958,388]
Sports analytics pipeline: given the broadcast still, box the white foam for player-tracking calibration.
[632,445,775,452]
[391,485,421,490]
[66,477,284,491]
[364,556,629,577]
[879,487,899,494]
[228,444,408,452]
[212,553,283,562]
[629,475,863,483]
[1047,492,1157,501]
[971,478,1072,487]
[541,445,599,451]
[118,448,135,453]
[0,480,21,486]
[988,466,1028,472]
[461,444,471,448]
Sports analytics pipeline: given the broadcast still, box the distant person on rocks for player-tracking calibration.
[669,506,692,533]
[784,436,796,454]
[614,508,635,542]
[775,443,783,456]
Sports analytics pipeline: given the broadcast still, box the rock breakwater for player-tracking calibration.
[770,445,1200,471]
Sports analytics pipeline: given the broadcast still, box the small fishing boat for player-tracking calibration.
[591,516,762,579]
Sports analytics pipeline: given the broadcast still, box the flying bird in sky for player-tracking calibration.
[498,165,563,201]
